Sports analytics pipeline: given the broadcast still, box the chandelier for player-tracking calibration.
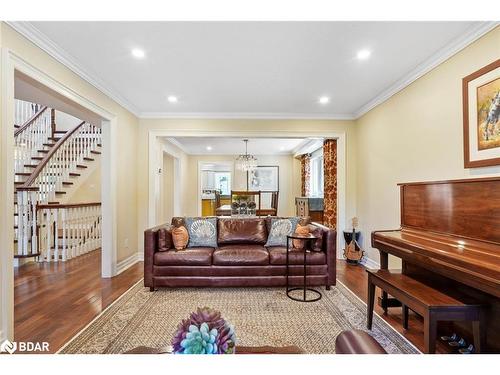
[235,139,258,172]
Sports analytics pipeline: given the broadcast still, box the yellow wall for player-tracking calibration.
[1,23,139,263]
[138,119,357,252]
[67,164,102,203]
[355,26,500,266]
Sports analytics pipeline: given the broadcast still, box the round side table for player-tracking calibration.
[286,233,322,302]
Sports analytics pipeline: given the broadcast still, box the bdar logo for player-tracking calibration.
[0,339,17,354]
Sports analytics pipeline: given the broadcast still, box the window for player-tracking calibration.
[214,172,231,195]
[309,150,324,198]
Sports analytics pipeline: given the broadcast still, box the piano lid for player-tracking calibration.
[399,177,500,246]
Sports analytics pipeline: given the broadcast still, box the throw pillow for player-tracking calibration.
[158,228,173,251]
[172,226,189,250]
[185,217,218,248]
[265,217,300,247]
[293,224,310,250]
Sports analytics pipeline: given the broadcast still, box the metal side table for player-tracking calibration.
[286,233,322,302]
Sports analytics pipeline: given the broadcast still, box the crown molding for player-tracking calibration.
[353,21,500,119]
[6,21,141,117]
[139,111,356,120]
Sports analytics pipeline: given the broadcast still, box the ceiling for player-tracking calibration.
[167,137,313,155]
[12,21,494,118]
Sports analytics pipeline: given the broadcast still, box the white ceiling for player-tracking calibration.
[168,137,312,155]
[12,21,494,118]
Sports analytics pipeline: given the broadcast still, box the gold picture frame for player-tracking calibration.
[463,59,500,168]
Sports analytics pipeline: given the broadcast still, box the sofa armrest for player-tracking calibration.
[311,222,337,287]
[144,224,171,287]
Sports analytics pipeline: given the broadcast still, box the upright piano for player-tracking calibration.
[372,177,500,352]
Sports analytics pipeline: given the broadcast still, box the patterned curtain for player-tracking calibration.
[300,153,311,196]
[323,139,337,229]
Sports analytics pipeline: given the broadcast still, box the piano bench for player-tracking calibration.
[366,269,486,354]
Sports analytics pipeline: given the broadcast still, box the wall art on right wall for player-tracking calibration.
[463,59,500,168]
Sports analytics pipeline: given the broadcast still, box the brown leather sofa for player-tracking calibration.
[144,217,336,290]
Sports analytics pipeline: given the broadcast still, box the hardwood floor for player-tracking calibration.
[14,252,451,354]
[14,250,143,353]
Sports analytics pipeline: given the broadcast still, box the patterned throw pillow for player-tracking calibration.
[293,224,310,250]
[265,217,300,247]
[185,217,218,248]
[172,226,189,250]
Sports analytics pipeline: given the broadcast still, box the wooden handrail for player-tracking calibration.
[17,121,86,190]
[37,202,101,210]
[14,106,48,137]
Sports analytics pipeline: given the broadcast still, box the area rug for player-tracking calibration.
[59,280,419,354]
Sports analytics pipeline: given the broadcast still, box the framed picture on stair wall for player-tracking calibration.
[463,59,500,168]
[247,166,279,192]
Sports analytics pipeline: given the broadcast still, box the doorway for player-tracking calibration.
[1,50,118,342]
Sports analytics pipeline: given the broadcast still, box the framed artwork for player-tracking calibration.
[463,59,500,168]
[247,166,279,191]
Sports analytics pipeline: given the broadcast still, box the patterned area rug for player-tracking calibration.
[59,280,419,354]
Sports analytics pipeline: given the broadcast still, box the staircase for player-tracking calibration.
[14,100,102,263]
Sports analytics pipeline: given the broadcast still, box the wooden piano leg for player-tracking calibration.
[367,274,375,330]
[472,309,486,354]
[379,250,389,313]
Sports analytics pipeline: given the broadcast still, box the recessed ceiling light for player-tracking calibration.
[280,146,285,151]
[357,49,371,60]
[318,96,330,104]
[167,95,178,103]
[206,146,213,151]
[131,48,145,59]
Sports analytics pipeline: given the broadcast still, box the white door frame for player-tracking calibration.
[159,146,182,222]
[0,49,118,341]
[148,129,347,259]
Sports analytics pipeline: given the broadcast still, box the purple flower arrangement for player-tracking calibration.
[172,307,236,354]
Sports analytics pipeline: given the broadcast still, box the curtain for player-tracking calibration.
[300,153,311,196]
[323,139,337,229]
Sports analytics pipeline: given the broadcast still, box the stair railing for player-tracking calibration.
[15,100,43,127]
[14,105,51,174]
[36,203,101,262]
[15,121,101,258]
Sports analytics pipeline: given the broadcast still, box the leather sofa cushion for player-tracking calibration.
[154,247,214,266]
[218,218,267,245]
[213,245,269,266]
[157,228,173,251]
[267,246,326,265]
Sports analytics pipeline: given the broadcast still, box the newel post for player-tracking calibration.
[51,108,56,138]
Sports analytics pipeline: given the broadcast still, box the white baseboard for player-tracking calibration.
[115,251,144,275]
[361,256,380,269]
[116,253,138,275]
